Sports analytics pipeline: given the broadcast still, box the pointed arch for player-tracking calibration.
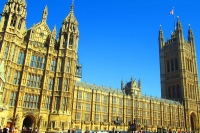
[18,19,23,30]
[10,14,17,27]
[69,33,73,45]
[3,13,9,29]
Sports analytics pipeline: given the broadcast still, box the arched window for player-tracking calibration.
[172,85,176,98]
[63,34,68,47]
[3,14,9,29]
[18,19,22,30]
[168,86,171,98]
[10,15,17,27]
[171,58,174,71]
[174,57,178,70]
[167,60,170,72]
[69,34,73,45]
[176,84,180,98]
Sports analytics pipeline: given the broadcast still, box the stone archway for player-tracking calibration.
[190,112,196,132]
[22,115,36,132]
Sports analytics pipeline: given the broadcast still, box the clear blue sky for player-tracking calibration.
[0,0,200,98]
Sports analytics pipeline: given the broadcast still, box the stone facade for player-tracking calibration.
[0,0,199,133]
[159,21,200,131]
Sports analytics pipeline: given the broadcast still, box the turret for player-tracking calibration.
[121,79,125,94]
[49,25,57,47]
[188,24,194,44]
[0,0,27,34]
[58,1,79,51]
[41,6,48,23]
[138,79,141,88]
[175,17,184,43]
[158,25,164,49]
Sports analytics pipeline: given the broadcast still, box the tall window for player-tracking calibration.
[85,114,90,121]
[118,108,123,114]
[76,112,80,120]
[77,102,81,110]
[3,46,9,59]
[112,97,116,104]
[78,91,82,99]
[50,60,57,72]
[69,34,73,45]
[103,115,107,122]
[18,19,22,30]
[95,104,100,112]
[23,94,39,109]
[66,59,71,72]
[96,94,100,102]
[62,97,67,111]
[63,34,68,48]
[46,96,52,110]
[57,78,62,91]
[55,97,60,111]
[176,84,180,98]
[103,96,108,103]
[27,74,43,88]
[12,49,16,61]
[6,68,11,82]
[174,58,178,70]
[103,106,107,112]
[13,71,21,85]
[167,60,170,72]
[85,104,91,111]
[10,15,17,27]
[95,114,99,122]
[171,59,174,71]
[86,93,91,101]
[168,86,171,98]
[126,99,131,106]
[48,77,54,90]
[9,91,17,106]
[17,51,25,65]
[112,107,116,113]
[119,98,123,105]
[64,78,68,91]
[126,109,131,114]
[3,89,7,103]
[60,58,64,72]
[30,55,46,69]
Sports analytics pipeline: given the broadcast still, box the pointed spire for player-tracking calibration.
[52,25,57,38]
[63,0,78,24]
[70,0,75,12]
[159,25,164,38]
[42,5,48,22]
[188,24,194,42]
[176,16,182,29]
[138,79,141,88]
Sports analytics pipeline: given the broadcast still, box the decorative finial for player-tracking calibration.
[159,25,162,30]
[188,24,191,29]
[42,5,48,22]
[71,0,74,12]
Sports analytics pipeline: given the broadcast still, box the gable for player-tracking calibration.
[29,22,51,44]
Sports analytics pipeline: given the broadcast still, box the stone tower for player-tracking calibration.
[159,18,200,131]
[0,0,80,132]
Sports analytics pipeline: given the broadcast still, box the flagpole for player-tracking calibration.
[173,7,176,30]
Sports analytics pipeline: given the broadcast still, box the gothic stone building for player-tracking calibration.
[0,0,199,132]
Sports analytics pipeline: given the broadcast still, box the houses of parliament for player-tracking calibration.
[0,0,199,132]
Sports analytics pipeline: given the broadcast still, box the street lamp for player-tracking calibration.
[113,117,122,131]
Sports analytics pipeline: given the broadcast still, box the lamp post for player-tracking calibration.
[114,117,122,132]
